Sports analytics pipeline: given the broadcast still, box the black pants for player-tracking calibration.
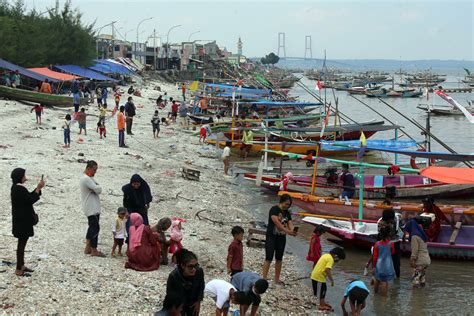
[86,214,100,248]
[126,117,133,134]
[16,238,29,270]
[312,280,327,299]
[392,241,401,278]
[265,235,286,261]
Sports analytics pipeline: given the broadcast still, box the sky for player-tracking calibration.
[21,0,474,60]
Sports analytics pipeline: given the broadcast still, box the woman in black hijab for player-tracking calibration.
[10,168,45,276]
[122,174,153,225]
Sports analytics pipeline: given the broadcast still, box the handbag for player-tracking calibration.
[32,212,39,226]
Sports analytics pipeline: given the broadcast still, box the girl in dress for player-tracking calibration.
[373,227,395,296]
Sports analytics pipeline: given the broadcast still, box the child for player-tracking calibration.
[97,104,107,134]
[111,207,128,257]
[199,124,208,143]
[311,247,346,312]
[405,219,431,288]
[171,100,178,123]
[98,119,106,139]
[227,226,244,276]
[63,114,71,148]
[77,107,87,135]
[373,227,396,296]
[306,226,326,267]
[114,89,121,109]
[96,86,102,107]
[222,141,231,175]
[340,279,370,316]
[117,106,126,147]
[30,104,43,125]
[169,218,185,254]
[151,110,160,138]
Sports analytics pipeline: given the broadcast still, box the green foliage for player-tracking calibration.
[0,0,96,67]
[260,52,280,65]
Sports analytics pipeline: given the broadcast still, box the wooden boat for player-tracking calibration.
[281,191,474,225]
[244,173,474,199]
[302,216,474,260]
[0,85,86,107]
[417,104,474,116]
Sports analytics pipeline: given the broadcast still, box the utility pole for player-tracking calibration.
[153,28,157,71]
[111,21,116,59]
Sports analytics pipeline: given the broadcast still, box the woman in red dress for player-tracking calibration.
[125,213,161,271]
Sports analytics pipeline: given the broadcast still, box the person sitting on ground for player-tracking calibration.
[311,247,346,312]
[128,85,135,95]
[166,249,205,316]
[231,271,269,316]
[39,79,52,94]
[155,293,184,316]
[227,226,244,276]
[204,279,248,316]
[125,213,161,271]
[340,279,370,316]
[151,217,172,265]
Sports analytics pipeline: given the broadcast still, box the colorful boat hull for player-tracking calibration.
[0,85,86,107]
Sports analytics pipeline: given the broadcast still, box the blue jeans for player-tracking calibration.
[63,129,70,145]
[342,190,354,199]
[118,129,125,147]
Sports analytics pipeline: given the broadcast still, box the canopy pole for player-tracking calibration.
[358,163,365,224]
[394,125,399,165]
[310,143,321,195]
[264,121,268,170]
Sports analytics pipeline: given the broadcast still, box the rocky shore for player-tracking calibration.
[0,79,325,314]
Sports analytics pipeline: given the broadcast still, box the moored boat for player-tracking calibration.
[0,85,87,107]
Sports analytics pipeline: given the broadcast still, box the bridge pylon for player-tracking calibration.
[277,32,286,58]
[304,35,312,59]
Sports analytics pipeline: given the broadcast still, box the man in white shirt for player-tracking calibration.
[222,141,232,175]
[204,279,247,316]
[80,160,104,257]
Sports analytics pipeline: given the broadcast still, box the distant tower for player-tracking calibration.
[304,35,312,59]
[277,32,286,58]
[237,37,243,56]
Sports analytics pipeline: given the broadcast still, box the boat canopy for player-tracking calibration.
[238,101,323,107]
[53,65,118,82]
[0,58,60,83]
[94,59,131,75]
[206,83,271,95]
[322,139,417,149]
[28,67,80,81]
[348,146,474,162]
[420,166,474,184]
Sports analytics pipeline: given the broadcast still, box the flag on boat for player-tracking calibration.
[189,81,199,91]
[435,90,474,123]
[316,80,322,91]
[356,131,367,161]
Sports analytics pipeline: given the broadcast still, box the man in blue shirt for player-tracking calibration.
[230,272,269,316]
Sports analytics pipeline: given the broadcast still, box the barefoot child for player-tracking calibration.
[222,141,231,175]
[373,227,395,296]
[151,110,160,138]
[310,247,346,312]
[227,226,244,276]
[31,104,43,124]
[111,207,127,257]
[63,114,71,148]
[340,279,370,316]
[98,119,106,139]
[306,226,326,268]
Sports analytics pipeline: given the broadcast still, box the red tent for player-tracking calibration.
[28,67,80,81]
[420,166,474,184]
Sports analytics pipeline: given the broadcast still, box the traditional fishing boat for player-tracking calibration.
[0,85,86,107]
[417,104,474,116]
[244,173,474,199]
[301,215,474,260]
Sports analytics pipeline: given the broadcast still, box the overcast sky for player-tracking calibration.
[22,0,473,60]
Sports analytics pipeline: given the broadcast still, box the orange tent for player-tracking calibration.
[420,166,474,184]
[28,67,80,81]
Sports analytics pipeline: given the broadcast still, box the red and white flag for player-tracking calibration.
[316,80,322,91]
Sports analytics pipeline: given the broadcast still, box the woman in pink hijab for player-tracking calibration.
[125,213,161,271]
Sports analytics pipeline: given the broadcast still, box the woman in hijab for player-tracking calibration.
[151,217,172,265]
[125,213,161,271]
[122,174,153,225]
[405,219,431,288]
[10,168,45,276]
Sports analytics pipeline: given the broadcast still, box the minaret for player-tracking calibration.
[237,37,243,57]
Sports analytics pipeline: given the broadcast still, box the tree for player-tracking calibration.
[0,0,96,67]
[260,52,279,66]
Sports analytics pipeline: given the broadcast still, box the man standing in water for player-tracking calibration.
[80,160,105,257]
[339,163,355,199]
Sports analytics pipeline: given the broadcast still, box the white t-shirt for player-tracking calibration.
[222,146,231,159]
[204,279,236,309]
[112,217,127,239]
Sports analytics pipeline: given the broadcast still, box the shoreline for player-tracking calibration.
[0,79,324,314]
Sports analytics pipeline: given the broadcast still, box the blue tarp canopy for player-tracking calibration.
[206,83,271,95]
[0,58,60,83]
[322,139,417,149]
[94,59,131,75]
[89,63,114,74]
[239,101,323,107]
[53,65,117,82]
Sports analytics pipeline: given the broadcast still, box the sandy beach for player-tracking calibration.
[0,79,319,314]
